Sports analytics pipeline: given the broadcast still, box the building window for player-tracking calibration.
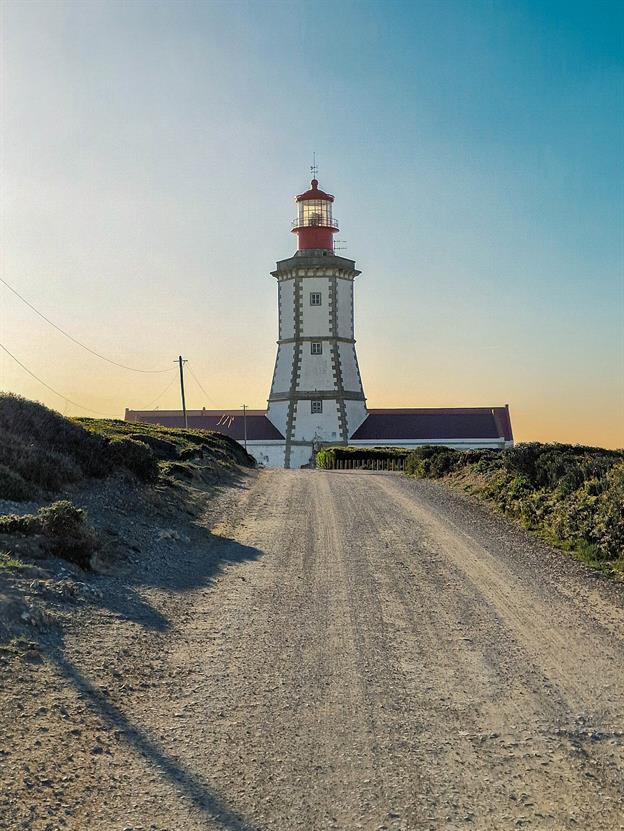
[311,341,322,355]
[311,400,323,414]
[310,292,322,306]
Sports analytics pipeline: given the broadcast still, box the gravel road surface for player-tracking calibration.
[2,469,623,830]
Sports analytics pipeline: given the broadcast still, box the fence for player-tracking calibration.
[317,453,406,471]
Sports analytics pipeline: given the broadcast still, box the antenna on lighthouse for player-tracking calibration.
[310,152,318,180]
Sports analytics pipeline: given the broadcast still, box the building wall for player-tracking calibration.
[338,342,362,392]
[245,442,286,468]
[245,441,314,469]
[289,444,316,469]
[300,276,332,337]
[345,398,368,436]
[264,400,289,437]
[278,279,295,340]
[336,277,354,338]
[294,398,342,443]
[270,341,294,396]
[298,343,335,390]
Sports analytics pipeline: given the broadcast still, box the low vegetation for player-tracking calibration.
[0,393,254,501]
[404,443,624,574]
[0,500,97,568]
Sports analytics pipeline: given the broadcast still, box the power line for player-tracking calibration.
[0,276,174,374]
[0,341,118,417]
[186,363,218,406]
[139,375,178,410]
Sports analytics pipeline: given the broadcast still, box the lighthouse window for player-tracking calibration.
[310,292,322,306]
[311,341,322,355]
[299,200,331,227]
[311,400,323,414]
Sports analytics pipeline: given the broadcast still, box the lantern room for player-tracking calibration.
[292,178,339,251]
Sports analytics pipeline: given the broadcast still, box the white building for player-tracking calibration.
[126,176,513,467]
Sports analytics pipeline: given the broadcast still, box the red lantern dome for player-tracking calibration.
[292,179,339,251]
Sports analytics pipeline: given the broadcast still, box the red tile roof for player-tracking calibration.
[351,407,513,442]
[125,410,284,441]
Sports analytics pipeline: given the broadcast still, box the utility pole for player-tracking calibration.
[241,403,248,451]
[177,356,188,428]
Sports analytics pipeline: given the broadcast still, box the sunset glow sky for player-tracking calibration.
[2,0,623,447]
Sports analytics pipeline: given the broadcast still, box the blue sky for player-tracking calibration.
[1,0,623,444]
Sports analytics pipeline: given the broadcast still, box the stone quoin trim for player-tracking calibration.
[329,275,349,443]
[283,276,303,468]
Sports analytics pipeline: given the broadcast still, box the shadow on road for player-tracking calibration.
[49,647,263,831]
[46,524,265,829]
[88,523,262,632]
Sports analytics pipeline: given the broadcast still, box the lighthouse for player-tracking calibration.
[265,178,368,468]
[126,172,514,465]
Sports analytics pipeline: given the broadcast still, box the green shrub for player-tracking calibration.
[0,500,98,567]
[428,449,459,478]
[37,500,97,567]
[0,465,34,501]
[404,446,460,478]
[106,437,159,482]
[503,442,622,491]
[0,513,39,534]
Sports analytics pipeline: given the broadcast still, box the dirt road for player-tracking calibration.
[3,469,624,830]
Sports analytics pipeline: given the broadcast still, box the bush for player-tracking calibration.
[37,500,97,567]
[0,465,34,501]
[404,446,460,478]
[0,513,39,534]
[106,437,159,483]
[404,441,624,568]
[503,442,622,492]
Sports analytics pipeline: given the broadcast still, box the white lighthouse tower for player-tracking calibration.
[266,177,368,468]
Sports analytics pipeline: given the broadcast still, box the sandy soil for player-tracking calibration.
[1,469,623,831]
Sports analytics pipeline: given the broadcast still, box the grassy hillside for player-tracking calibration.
[0,393,254,502]
[0,394,255,571]
[404,444,624,574]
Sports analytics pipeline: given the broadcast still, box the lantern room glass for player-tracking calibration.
[298,199,332,227]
